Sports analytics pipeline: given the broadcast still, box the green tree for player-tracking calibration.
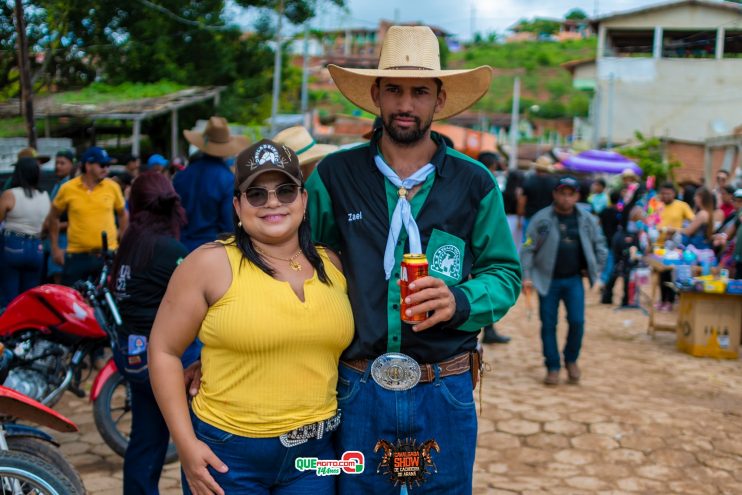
[619,132,682,182]
[3,0,344,124]
[565,8,588,20]
[515,18,561,36]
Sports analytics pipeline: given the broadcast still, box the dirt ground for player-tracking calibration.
[52,285,742,494]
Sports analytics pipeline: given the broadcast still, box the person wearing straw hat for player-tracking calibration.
[273,126,338,178]
[174,116,249,252]
[306,25,521,493]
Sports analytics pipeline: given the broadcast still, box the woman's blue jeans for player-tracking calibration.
[1,231,43,306]
[184,413,336,494]
[538,276,585,371]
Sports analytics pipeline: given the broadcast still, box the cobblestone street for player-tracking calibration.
[52,286,742,494]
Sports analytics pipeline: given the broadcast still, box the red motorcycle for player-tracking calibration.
[0,345,85,493]
[0,236,177,463]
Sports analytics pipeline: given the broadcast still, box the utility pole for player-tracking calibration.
[300,24,310,115]
[470,4,476,41]
[270,0,284,136]
[606,73,615,149]
[508,77,520,171]
[591,83,601,149]
[14,0,37,149]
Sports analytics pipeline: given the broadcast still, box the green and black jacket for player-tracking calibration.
[306,131,521,363]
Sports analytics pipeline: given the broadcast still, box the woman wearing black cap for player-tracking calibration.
[149,140,353,494]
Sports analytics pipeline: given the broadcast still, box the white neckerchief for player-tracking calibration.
[374,155,435,280]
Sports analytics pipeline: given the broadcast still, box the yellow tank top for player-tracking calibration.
[191,243,354,437]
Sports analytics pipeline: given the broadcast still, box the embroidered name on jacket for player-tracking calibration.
[347,211,363,222]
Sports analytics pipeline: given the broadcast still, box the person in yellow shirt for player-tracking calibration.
[48,146,128,285]
[149,140,353,494]
[658,181,695,232]
[655,182,694,310]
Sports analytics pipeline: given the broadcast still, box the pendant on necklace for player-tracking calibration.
[289,260,302,271]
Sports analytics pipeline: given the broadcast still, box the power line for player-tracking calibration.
[136,0,232,31]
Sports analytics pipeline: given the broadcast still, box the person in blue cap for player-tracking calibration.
[520,176,607,386]
[146,154,169,174]
[47,146,128,285]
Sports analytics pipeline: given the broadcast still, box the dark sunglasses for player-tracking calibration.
[243,183,300,207]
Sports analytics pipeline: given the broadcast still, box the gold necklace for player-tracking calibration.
[255,246,303,271]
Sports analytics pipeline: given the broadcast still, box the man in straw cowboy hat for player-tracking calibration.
[273,125,338,178]
[306,25,521,492]
[174,116,249,252]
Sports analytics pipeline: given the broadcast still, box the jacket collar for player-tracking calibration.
[368,128,449,178]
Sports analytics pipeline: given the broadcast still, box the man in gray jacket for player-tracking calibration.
[520,176,608,386]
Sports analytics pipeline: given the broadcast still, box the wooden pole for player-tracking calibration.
[13,0,37,149]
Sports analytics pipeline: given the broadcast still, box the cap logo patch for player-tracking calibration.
[247,143,289,170]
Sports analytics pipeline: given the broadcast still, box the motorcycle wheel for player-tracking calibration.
[92,371,178,464]
[0,450,81,494]
[6,436,86,494]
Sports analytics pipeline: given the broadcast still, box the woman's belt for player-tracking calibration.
[279,410,342,448]
[2,230,41,240]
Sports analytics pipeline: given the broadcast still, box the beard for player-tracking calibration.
[382,111,434,146]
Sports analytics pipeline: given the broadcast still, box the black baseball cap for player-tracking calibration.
[234,139,303,192]
[554,176,579,191]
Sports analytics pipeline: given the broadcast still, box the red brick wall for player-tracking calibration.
[665,141,732,185]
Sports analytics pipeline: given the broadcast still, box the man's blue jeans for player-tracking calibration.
[183,412,335,494]
[538,276,585,371]
[335,361,477,494]
[1,232,43,306]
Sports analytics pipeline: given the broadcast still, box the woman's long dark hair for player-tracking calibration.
[11,158,41,198]
[694,187,716,240]
[226,187,331,285]
[111,172,187,284]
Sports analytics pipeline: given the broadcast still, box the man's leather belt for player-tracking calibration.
[341,352,471,384]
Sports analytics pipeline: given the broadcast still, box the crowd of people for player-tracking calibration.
[0,22,741,495]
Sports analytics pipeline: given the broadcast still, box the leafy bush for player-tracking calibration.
[619,132,682,181]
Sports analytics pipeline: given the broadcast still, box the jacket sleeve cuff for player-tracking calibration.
[447,286,471,329]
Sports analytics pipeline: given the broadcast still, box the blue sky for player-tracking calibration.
[227,0,664,39]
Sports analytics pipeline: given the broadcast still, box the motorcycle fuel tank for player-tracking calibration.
[0,284,107,339]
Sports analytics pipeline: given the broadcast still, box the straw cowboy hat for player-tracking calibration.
[534,155,554,173]
[17,147,50,164]
[183,116,249,157]
[328,25,492,121]
[273,126,338,166]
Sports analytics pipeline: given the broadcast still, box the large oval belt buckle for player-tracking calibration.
[371,352,421,391]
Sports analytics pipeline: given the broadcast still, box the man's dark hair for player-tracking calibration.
[595,178,606,188]
[477,151,500,169]
[659,181,676,191]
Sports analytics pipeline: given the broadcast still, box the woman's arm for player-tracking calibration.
[677,210,708,237]
[149,244,231,495]
[0,190,15,222]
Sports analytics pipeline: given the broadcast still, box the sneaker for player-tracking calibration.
[566,362,581,384]
[543,370,560,386]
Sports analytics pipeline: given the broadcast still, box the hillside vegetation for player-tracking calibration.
[448,38,597,118]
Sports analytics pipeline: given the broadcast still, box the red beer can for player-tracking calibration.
[400,253,429,324]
